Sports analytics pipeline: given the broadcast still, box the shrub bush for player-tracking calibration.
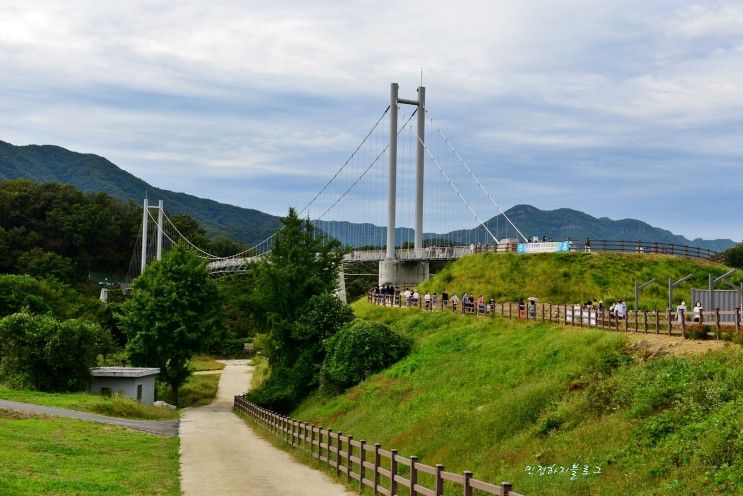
[321,319,410,391]
[0,312,112,391]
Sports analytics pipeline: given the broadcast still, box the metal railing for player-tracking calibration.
[234,396,524,496]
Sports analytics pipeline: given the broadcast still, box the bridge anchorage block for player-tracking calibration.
[379,260,429,288]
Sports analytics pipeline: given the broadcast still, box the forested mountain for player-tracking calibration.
[0,140,281,244]
[0,180,245,283]
[1,140,735,252]
[454,205,736,252]
[317,206,736,252]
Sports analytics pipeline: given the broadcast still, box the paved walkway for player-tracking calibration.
[0,399,179,436]
[179,359,352,496]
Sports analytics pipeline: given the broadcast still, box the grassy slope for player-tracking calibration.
[418,252,742,310]
[294,302,743,495]
[0,410,179,495]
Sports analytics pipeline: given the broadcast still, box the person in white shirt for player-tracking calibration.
[404,288,411,306]
[424,292,431,309]
[692,301,703,322]
[676,301,687,323]
[412,290,420,306]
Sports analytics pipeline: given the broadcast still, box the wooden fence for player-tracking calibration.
[369,294,743,340]
[234,396,524,496]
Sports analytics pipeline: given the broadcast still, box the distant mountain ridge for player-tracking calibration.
[0,139,735,251]
[0,140,282,244]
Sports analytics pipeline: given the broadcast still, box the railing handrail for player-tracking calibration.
[368,293,743,338]
[234,396,523,496]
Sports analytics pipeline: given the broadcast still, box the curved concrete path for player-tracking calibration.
[0,399,179,436]
[179,359,353,496]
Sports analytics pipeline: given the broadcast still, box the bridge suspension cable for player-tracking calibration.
[422,106,528,243]
[403,118,500,244]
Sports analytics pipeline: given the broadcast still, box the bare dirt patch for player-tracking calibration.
[626,333,738,357]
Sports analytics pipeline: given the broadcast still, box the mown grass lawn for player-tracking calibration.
[0,410,179,496]
[0,386,178,420]
[189,355,225,372]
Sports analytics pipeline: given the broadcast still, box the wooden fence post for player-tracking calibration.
[667,309,672,335]
[463,471,473,496]
[736,308,741,335]
[634,310,639,332]
[579,306,583,327]
[541,303,545,322]
[655,310,659,334]
[435,464,444,496]
[409,456,418,496]
[644,311,648,333]
[373,443,381,495]
[346,435,353,481]
[311,425,316,459]
[327,428,333,467]
[564,305,568,325]
[390,449,398,496]
[336,432,343,476]
[681,310,686,338]
[500,482,513,496]
[716,309,721,340]
[359,440,366,492]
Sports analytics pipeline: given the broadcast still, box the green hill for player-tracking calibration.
[417,252,743,310]
[293,302,743,495]
[1,139,735,250]
[0,140,281,244]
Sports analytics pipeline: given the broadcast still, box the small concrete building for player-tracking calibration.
[89,367,160,405]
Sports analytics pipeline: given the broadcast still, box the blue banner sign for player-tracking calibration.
[516,241,571,254]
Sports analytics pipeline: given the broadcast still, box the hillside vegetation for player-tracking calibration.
[294,302,743,495]
[418,252,743,310]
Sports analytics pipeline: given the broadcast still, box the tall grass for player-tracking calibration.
[292,301,743,495]
[417,252,742,310]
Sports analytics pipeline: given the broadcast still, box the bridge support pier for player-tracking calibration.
[379,260,429,289]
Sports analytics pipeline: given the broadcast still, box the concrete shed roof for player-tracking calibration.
[90,367,160,378]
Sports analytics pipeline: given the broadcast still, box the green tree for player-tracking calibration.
[118,243,222,405]
[0,312,111,391]
[246,209,347,411]
[17,248,75,283]
[721,242,743,269]
[321,319,410,391]
[250,208,343,332]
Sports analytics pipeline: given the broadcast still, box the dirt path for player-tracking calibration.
[179,359,353,496]
[0,399,178,436]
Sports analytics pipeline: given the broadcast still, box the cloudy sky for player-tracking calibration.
[1,1,741,240]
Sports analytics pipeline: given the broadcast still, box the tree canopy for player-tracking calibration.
[118,243,222,405]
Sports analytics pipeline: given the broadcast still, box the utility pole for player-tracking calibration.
[634,277,656,310]
[668,274,693,310]
[709,269,736,312]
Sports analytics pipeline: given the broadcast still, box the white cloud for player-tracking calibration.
[1,0,742,239]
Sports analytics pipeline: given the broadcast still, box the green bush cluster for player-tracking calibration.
[0,312,111,391]
[321,319,411,391]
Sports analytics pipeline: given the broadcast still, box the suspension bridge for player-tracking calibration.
[128,83,532,290]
